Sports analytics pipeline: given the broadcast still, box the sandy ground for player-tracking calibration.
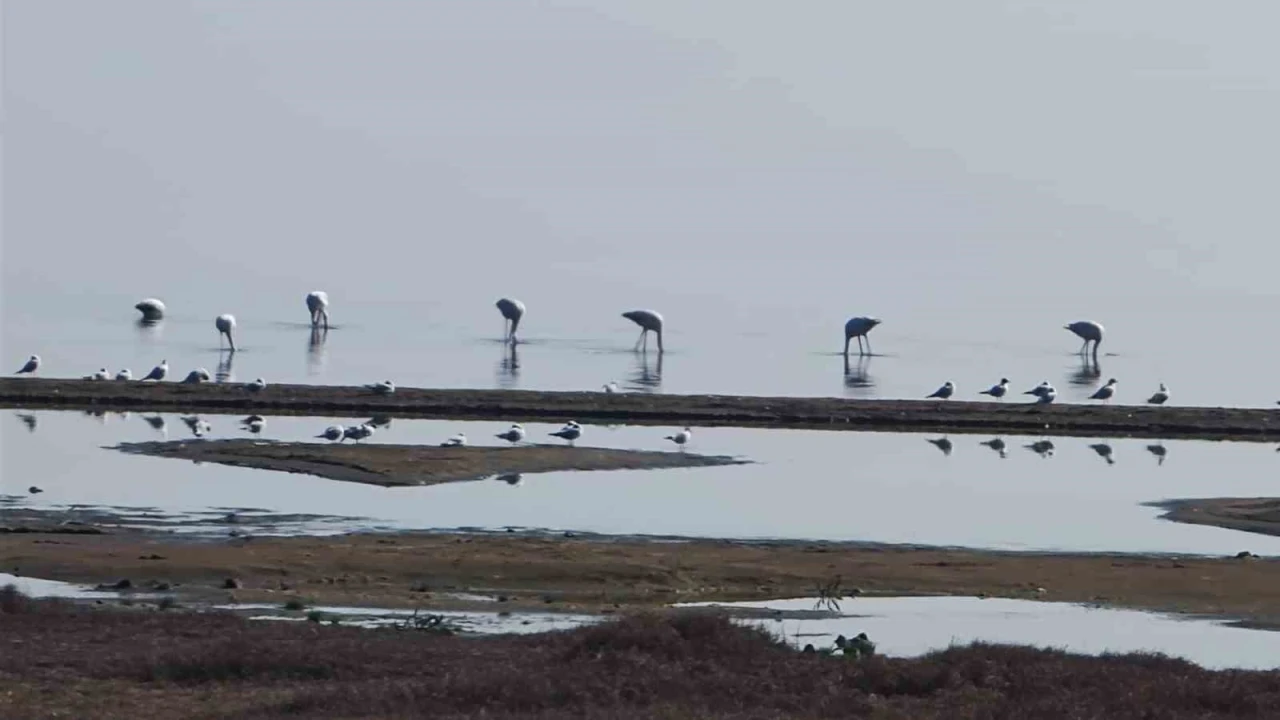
[3,527,1278,628]
[115,439,746,486]
[5,377,1280,440]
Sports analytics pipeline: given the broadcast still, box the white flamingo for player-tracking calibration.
[306,291,330,330]
[1064,320,1104,358]
[140,359,168,382]
[979,378,1009,400]
[496,424,526,444]
[440,433,467,447]
[1147,383,1169,405]
[15,355,39,375]
[665,427,692,448]
[135,298,166,322]
[843,316,882,357]
[496,298,526,344]
[216,314,237,351]
[926,381,955,400]
[1090,378,1118,403]
[550,420,582,445]
[622,310,664,353]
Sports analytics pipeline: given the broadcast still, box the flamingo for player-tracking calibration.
[665,427,692,448]
[216,314,237,351]
[1064,320,1104,359]
[1090,378,1118,403]
[926,381,955,400]
[115,369,133,381]
[135,298,165,322]
[550,420,582,445]
[622,310,664,353]
[140,359,168,382]
[496,298,526,345]
[496,424,526,444]
[843,317,882,357]
[15,355,39,375]
[979,378,1009,399]
[1147,383,1169,405]
[440,433,467,447]
[305,291,330,330]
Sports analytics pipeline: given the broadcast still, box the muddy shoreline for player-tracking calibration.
[1154,497,1280,539]
[4,525,1278,628]
[3,377,1279,440]
[114,439,746,487]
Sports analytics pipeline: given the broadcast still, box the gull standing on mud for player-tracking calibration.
[440,433,467,448]
[85,368,110,381]
[344,424,375,443]
[306,291,330,330]
[602,381,619,394]
[979,378,1009,400]
[1147,383,1169,405]
[496,298,525,345]
[1064,320,1104,359]
[926,381,955,400]
[245,378,267,392]
[15,355,40,375]
[843,316,882,357]
[550,421,582,446]
[1089,378,1118,403]
[622,310,664,353]
[665,427,693,449]
[216,314,237,351]
[1024,381,1057,404]
[182,368,211,384]
[115,369,133,381]
[367,380,396,395]
[135,298,165,322]
[496,424,526,444]
[316,425,345,442]
[140,359,168,382]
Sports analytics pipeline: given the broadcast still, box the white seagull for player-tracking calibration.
[306,291,330,330]
[602,381,619,394]
[140,359,169,382]
[496,297,526,345]
[316,425,345,442]
[979,378,1009,400]
[135,298,166,322]
[665,427,693,448]
[115,369,133,381]
[15,355,40,375]
[245,378,267,392]
[843,316,883,357]
[181,368,211,384]
[1089,378,1118,403]
[622,310,664,353]
[440,433,467,448]
[86,368,110,381]
[926,381,955,400]
[344,424,375,443]
[215,314,237,351]
[496,424,526,444]
[1024,381,1057,404]
[1147,383,1169,405]
[367,380,395,395]
[550,420,582,445]
[1064,320,1104,358]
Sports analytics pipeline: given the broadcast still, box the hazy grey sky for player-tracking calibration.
[5,1,1279,341]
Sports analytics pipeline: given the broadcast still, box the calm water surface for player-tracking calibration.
[4,410,1278,555]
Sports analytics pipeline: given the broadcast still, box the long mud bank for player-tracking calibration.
[1153,497,1280,539]
[4,377,1279,440]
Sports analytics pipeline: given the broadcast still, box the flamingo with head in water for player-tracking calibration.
[843,316,882,357]
[305,291,330,330]
[216,314,237,351]
[622,310,664,353]
[1064,320,1104,359]
[135,298,165,322]
[496,298,525,345]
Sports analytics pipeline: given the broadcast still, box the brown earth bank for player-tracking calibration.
[115,439,747,487]
[3,529,1278,628]
[1155,497,1280,539]
[5,376,1280,440]
[2,593,1279,720]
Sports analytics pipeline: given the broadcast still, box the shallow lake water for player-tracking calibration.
[3,409,1279,555]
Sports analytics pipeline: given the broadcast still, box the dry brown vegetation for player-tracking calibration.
[2,588,1278,719]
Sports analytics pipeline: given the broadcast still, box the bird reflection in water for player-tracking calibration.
[496,473,523,487]
[1068,355,1102,389]
[1089,443,1115,465]
[495,342,519,389]
[142,414,168,438]
[367,415,393,430]
[842,354,874,395]
[15,412,37,433]
[980,438,1007,458]
[216,350,235,384]
[927,437,953,456]
[307,327,329,376]
[628,351,662,392]
[1146,443,1168,466]
[1024,439,1055,458]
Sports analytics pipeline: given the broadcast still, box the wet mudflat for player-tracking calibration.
[113,439,746,487]
[1154,497,1280,539]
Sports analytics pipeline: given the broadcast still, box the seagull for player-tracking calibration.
[979,378,1009,400]
[140,359,168,382]
[1089,443,1116,465]
[28,486,43,494]
[981,438,1008,458]
[602,381,619,394]
[926,381,955,400]
[550,420,582,445]
[496,297,525,345]
[85,368,110,381]
[306,291,330,330]
[665,427,692,448]
[316,425,345,442]
[115,369,133,381]
[181,368,211,384]
[496,424,526,444]
[622,310,664,353]
[343,424,375,443]
[215,314,237,351]
[927,437,954,456]
[135,298,166,322]
[1023,381,1057,404]
[245,378,267,392]
[843,316,882,357]
[367,380,395,395]
[1146,443,1168,466]
[15,355,39,375]
[440,433,467,448]
[241,415,266,434]
[1089,378,1118,403]
[1147,383,1169,405]
[1064,320,1104,358]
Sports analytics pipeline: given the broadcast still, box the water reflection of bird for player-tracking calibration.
[629,352,662,392]
[1025,440,1055,458]
[241,415,265,434]
[15,412,37,433]
[216,352,235,384]
[496,342,519,389]
[927,437,953,456]
[496,473,523,486]
[1146,443,1168,466]
[843,354,874,394]
[1068,355,1102,388]
[307,327,328,376]
[980,438,1007,458]
[843,316,882,357]
[1089,443,1115,465]
[180,415,212,437]
[367,415,393,429]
